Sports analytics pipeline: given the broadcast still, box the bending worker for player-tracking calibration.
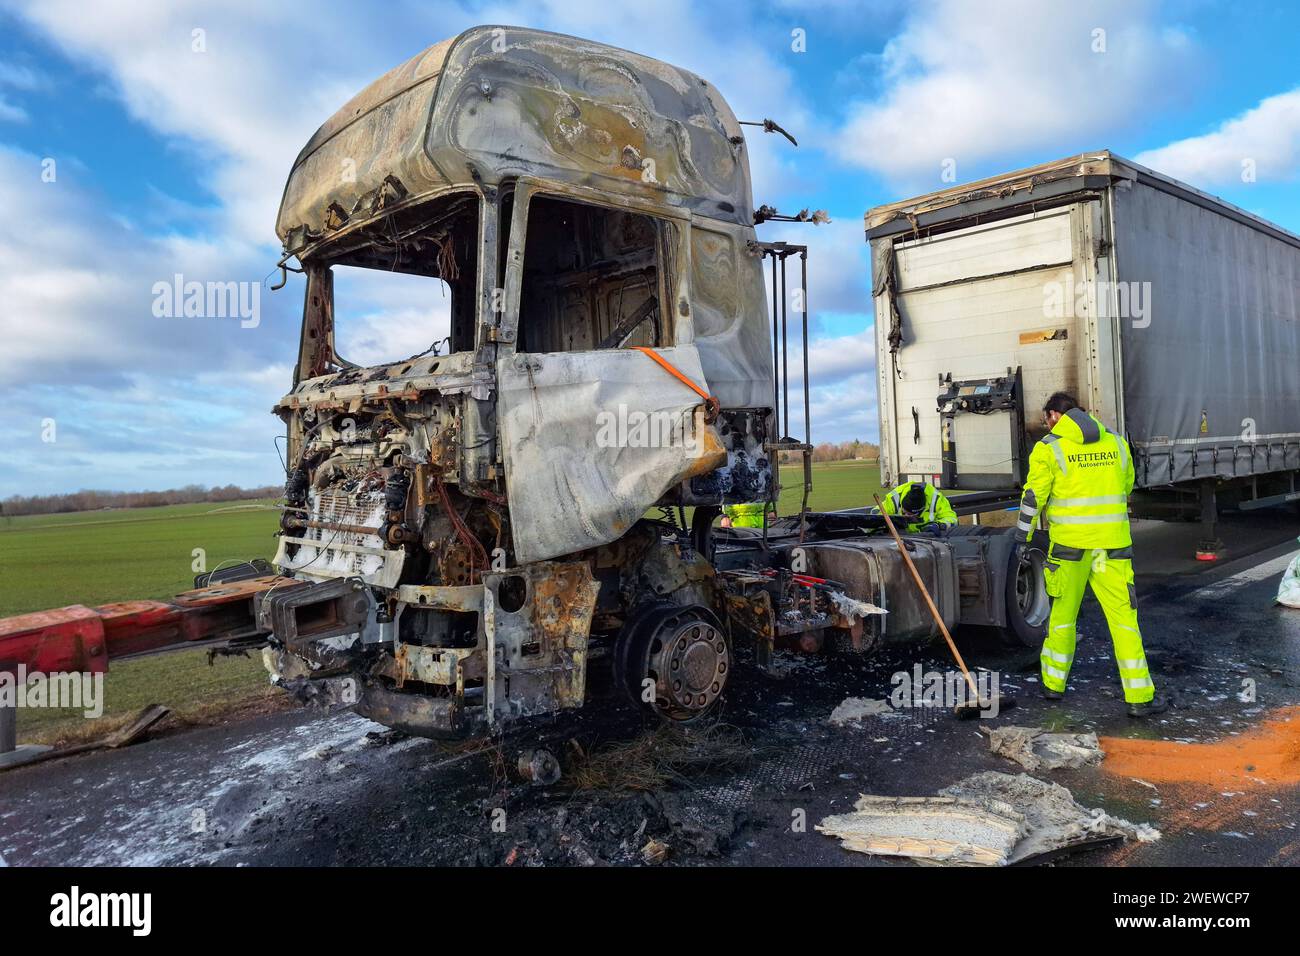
[1015,391,1166,717]
[878,480,956,534]
[721,502,771,528]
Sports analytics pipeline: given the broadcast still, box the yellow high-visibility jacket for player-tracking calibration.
[1015,408,1135,549]
[878,481,957,533]
[724,503,768,528]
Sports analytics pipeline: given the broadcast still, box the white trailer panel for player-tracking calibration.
[868,151,1300,499]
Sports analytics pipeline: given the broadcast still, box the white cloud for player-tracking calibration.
[0,61,46,89]
[761,217,872,324]
[0,96,27,123]
[805,329,876,387]
[0,146,299,385]
[0,59,43,121]
[833,0,1201,184]
[1135,87,1300,186]
[9,0,373,243]
[759,327,879,444]
[0,362,296,497]
[808,372,879,445]
[0,142,304,495]
[769,328,877,390]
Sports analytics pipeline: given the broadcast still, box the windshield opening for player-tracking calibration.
[317,192,480,369]
[331,267,454,367]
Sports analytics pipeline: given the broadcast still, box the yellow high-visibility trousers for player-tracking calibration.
[1041,545,1155,704]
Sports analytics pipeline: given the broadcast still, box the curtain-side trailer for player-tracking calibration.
[867,150,1300,556]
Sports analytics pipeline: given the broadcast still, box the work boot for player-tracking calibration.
[1127,695,1169,718]
[1040,686,1064,701]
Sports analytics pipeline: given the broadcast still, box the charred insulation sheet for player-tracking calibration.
[496,347,726,563]
[818,771,1159,866]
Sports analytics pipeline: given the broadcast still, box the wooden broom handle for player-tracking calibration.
[874,494,981,700]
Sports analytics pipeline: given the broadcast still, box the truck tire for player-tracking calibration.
[1001,542,1049,647]
[614,602,729,722]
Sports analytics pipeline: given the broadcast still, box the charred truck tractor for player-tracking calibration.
[0,27,1047,756]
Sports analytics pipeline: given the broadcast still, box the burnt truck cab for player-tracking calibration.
[262,26,776,736]
[259,26,1047,740]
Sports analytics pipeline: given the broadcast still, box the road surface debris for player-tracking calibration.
[828,697,895,726]
[641,838,670,865]
[984,725,1104,772]
[817,771,1158,865]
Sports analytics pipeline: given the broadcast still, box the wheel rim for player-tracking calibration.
[616,605,729,721]
[1015,549,1050,628]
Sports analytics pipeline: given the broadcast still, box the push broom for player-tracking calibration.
[872,494,1014,720]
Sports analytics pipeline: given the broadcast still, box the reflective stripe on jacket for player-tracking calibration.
[1016,408,1135,549]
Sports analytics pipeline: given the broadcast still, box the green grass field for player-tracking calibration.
[0,500,281,616]
[1,461,886,745]
[1,501,283,744]
[776,458,885,513]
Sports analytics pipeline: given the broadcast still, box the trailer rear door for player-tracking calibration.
[875,202,1114,488]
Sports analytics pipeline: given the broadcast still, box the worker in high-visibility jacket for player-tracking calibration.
[877,481,957,534]
[1015,391,1166,717]
[722,502,770,528]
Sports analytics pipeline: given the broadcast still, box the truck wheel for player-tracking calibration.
[614,603,729,722]
[1001,543,1049,647]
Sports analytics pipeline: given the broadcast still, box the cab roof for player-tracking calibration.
[276,25,753,256]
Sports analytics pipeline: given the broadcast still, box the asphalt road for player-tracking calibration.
[2,513,1298,867]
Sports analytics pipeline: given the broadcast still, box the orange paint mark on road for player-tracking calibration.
[1101,706,1300,788]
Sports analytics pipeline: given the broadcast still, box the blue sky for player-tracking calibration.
[1,0,1297,497]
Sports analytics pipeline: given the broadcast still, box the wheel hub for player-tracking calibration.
[661,620,728,715]
[616,604,729,721]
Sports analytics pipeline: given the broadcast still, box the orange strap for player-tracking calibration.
[631,347,719,418]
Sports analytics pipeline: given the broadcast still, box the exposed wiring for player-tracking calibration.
[274,434,289,475]
[433,474,489,582]
[282,522,348,575]
[404,336,451,362]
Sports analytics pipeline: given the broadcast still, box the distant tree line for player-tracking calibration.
[779,440,880,464]
[0,484,282,517]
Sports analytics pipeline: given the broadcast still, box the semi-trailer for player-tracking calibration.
[867,151,1300,557]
